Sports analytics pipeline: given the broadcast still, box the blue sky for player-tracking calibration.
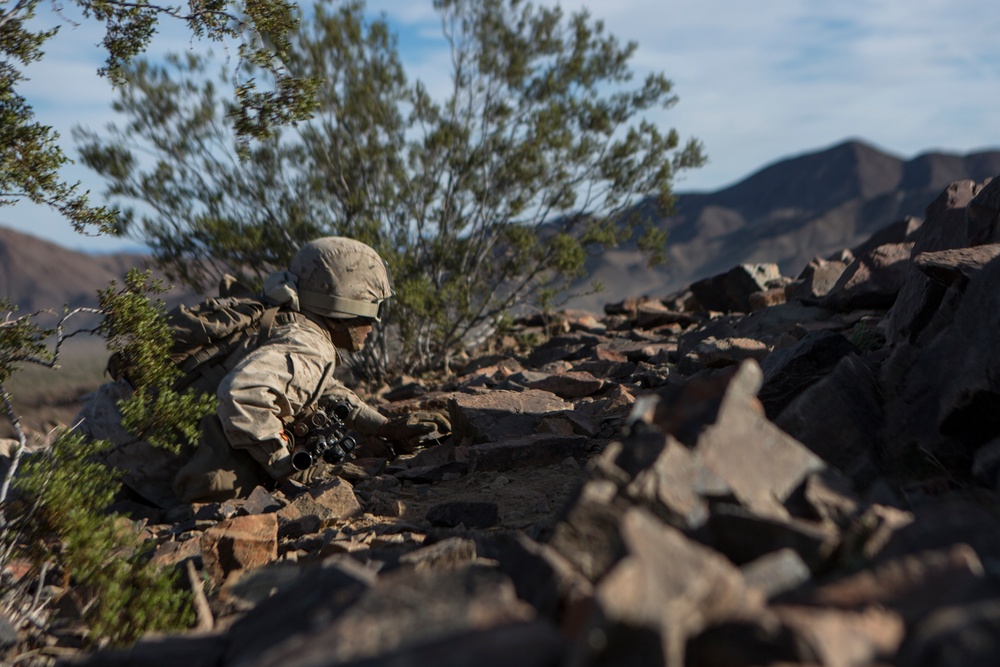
[9,0,1000,253]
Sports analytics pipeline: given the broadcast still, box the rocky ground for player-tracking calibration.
[5,176,1000,666]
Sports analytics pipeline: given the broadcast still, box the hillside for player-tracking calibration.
[2,140,999,319]
[4,173,1000,665]
[0,227,191,315]
[572,139,1000,310]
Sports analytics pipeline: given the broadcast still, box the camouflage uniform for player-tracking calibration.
[78,237,434,507]
[172,308,388,502]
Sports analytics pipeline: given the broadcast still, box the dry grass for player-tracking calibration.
[2,335,110,440]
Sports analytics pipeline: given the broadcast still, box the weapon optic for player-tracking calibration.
[289,400,358,471]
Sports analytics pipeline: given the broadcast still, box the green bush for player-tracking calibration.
[1,275,203,647]
[12,430,194,645]
[98,268,217,453]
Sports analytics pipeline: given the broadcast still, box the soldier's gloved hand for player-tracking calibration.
[378,411,452,444]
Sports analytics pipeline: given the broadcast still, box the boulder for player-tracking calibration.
[240,565,536,667]
[449,389,572,443]
[758,329,859,420]
[881,253,1000,471]
[822,241,914,311]
[775,353,884,488]
[200,513,279,587]
[591,508,758,666]
[460,433,589,471]
[684,361,826,520]
[790,255,851,303]
[885,179,989,343]
[689,263,783,313]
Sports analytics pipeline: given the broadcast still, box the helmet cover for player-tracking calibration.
[290,237,393,321]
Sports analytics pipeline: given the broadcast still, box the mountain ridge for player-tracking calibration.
[573,139,1000,310]
[1,138,998,315]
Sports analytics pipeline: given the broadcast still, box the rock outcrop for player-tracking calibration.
[7,176,1000,666]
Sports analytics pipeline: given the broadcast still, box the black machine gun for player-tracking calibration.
[289,400,358,471]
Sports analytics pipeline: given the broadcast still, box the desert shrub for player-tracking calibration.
[10,430,194,645]
[79,0,705,380]
[0,279,200,648]
[98,268,217,452]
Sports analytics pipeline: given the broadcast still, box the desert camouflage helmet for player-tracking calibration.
[290,237,393,321]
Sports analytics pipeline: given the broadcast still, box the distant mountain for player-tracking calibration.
[0,226,192,316]
[571,139,1000,311]
[2,139,999,317]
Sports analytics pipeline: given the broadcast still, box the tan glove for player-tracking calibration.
[378,411,452,445]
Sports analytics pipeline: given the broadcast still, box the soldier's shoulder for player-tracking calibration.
[262,313,334,351]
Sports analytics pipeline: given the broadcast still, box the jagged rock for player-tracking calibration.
[449,389,572,443]
[382,379,429,402]
[220,560,375,664]
[706,504,840,571]
[426,501,500,528]
[822,241,914,310]
[457,354,524,378]
[200,513,279,587]
[590,508,759,667]
[734,300,836,339]
[771,604,905,667]
[685,616,812,667]
[839,503,915,563]
[526,332,605,366]
[240,486,284,515]
[775,353,884,488]
[853,215,923,256]
[34,174,1000,667]
[874,498,1000,564]
[537,411,599,437]
[505,370,605,399]
[549,479,628,582]
[885,179,989,343]
[694,336,770,369]
[882,253,1000,471]
[913,243,1000,287]
[966,175,1000,244]
[748,286,788,310]
[758,329,859,419]
[398,536,478,571]
[678,361,826,520]
[276,478,361,538]
[150,536,202,568]
[570,358,638,380]
[610,435,728,531]
[392,460,469,483]
[633,299,701,328]
[790,255,851,303]
[483,532,594,621]
[792,470,863,527]
[193,500,240,522]
[577,384,636,417]
[239,565,536,667]
[792,544,996,625]
[689,263,783,313]
[740,548,812,600]
[897,598,1000,667]
[458,433,589,471]
[217,561,314,613]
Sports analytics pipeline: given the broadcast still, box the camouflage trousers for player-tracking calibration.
[78,380,339,507]
[78,381,266,506]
